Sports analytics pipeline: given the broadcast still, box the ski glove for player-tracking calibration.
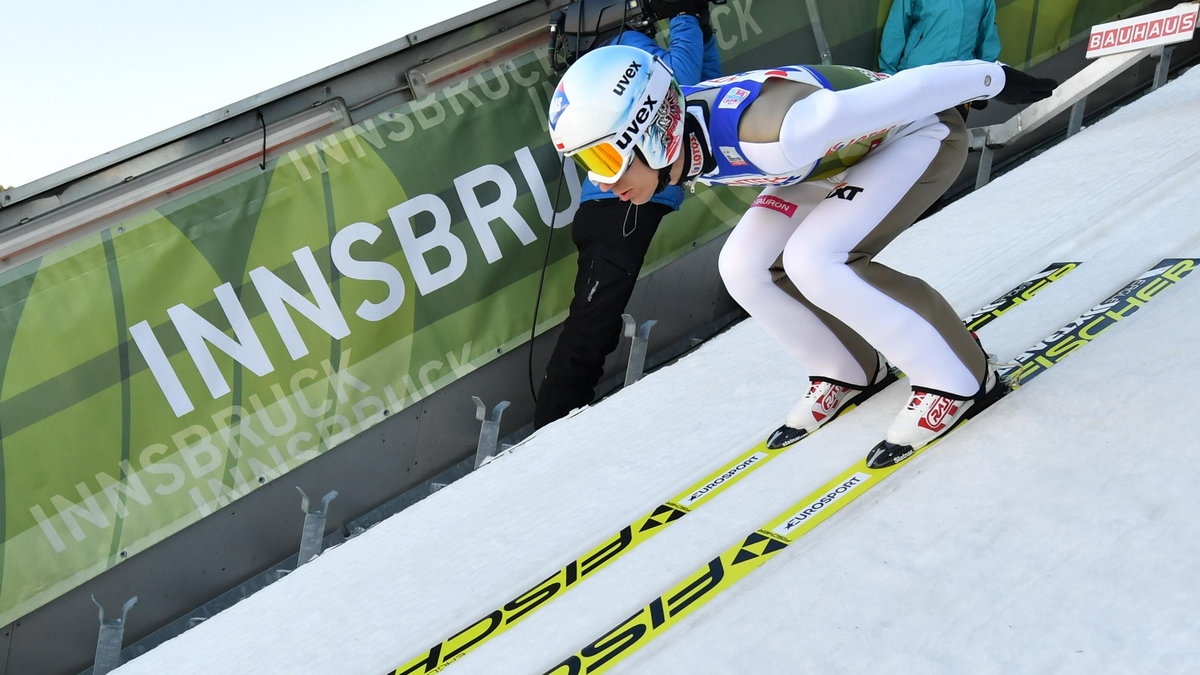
[995,65,1058,105]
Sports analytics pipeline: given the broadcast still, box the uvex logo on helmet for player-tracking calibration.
[612,60,642,95]
[614,95,659,150]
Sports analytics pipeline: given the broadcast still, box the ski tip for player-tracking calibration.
[866,440,914,469]
[767,425,807,449]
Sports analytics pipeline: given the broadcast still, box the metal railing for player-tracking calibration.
[970,45,1177,189]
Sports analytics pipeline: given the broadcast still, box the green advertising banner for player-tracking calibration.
[0,0,1156,629]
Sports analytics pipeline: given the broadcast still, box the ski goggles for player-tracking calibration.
[570,140,633,184]
[568,80,684,185]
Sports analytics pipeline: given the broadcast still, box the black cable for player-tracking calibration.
[257,109,267,170]
[527,152,569,405]
[577,0,586,56]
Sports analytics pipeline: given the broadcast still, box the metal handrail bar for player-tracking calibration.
[969,46,1167,188]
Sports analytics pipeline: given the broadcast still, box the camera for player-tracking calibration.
[549,0,725,74]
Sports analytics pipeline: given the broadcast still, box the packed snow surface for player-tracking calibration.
[114,66,1200,674]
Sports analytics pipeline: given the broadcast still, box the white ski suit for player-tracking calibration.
[685,60,1006,395]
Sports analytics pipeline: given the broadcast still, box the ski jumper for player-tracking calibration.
[693,60,1004,396]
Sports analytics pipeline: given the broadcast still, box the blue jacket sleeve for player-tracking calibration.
[701,34,722,80]
[878,0,912,74]
[660,14,706,84]
[611,15,707,85]
[977,1,1002,62]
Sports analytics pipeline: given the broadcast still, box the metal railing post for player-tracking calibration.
[803,0,833,64]
[621,313,658,386]
[91,595,138,675]
[975,146,994,190]
[472,396,510,468]
[296,487,339,565]
[1153,45,1174,90]
[1067,98,1087,137]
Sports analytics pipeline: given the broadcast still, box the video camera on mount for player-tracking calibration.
[549,0,726,74]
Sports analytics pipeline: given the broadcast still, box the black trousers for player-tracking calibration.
[534,199,672,428]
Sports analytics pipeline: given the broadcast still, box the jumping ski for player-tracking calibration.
[389,262,1078,675]
[543,258,1195,675]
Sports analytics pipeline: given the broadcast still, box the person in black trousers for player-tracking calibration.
[535,2,722,428]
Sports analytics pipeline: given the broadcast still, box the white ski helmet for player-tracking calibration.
[548,44,685,184]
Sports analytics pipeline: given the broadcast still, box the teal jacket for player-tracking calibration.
[878,0,1001,74]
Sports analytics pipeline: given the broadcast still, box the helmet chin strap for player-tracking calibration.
[669,110,714,192]
[653,165,673,195]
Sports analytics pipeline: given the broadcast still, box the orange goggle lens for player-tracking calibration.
[572,142,630,181]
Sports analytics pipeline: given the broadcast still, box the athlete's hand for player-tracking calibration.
[995,65,1058,105]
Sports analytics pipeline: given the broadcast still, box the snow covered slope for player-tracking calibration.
[112,65,1200,675]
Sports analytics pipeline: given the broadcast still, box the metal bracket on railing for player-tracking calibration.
[91,595,138,675]
[1067,99,1087,138]
[296,487,338,565]
[971,126,995,191]
[472,396,510,468]
[621,313,658,387]
[803,0,833,64]
[1153,45,1175,90]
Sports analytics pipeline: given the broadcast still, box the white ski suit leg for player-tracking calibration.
[721,111,985,396]
[719,182,876,386]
